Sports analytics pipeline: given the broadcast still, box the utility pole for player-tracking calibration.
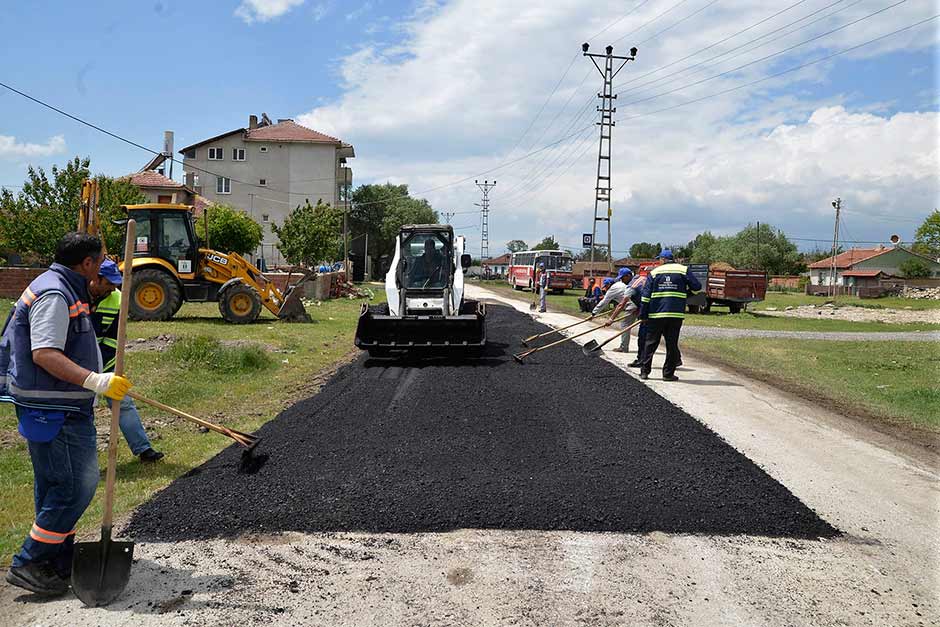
[829,197,842,298]
[343,166,350,280]
[475,180,496,260]
[441,211,455,224]
[582,42,637,277]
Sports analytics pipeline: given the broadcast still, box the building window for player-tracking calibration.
[259,178,267,186]
[233,148,246,161]
[216,177,231,194]
[259,146,268,153]
[184,149,196,159]
[208,147,223,160]
[262,214,270,223]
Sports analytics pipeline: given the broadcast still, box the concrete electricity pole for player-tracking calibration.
[582,43,637,276]
[828,197,842,298]
[475,180,496,260]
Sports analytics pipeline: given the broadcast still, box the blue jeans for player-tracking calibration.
[539,286,547,312]
[106,396,153,456]
[13,411,99,573]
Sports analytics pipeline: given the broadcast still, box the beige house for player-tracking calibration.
[179,113,355,267]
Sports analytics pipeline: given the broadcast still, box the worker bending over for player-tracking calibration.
[591,268,632,318]
[637,250,702,381]
[88,260,163,463]
[603,268,643,354]
[0,233,132,596]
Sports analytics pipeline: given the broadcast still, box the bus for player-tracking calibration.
[508,250,575,294]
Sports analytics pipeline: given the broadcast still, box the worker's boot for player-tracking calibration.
[5,562,69,596]
[139,448,165,463]
[663,374,679,382]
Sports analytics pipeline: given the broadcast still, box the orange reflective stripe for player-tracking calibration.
[68,302,90,318]
[29,524,74,544]
[21,288,37,306]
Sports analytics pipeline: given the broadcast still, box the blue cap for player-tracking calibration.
[98,259,123,286]
[602,277,615,287]
[658,249,674,260]
[539,263,545,269]
[18,406,66,443]
[617,267,633,279]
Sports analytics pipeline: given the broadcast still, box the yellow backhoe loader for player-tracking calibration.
[78,180,310,324]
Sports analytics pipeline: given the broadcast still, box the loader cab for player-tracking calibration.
[122,204,199,276]
[400,227,454,290]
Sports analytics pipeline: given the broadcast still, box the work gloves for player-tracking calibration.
[82,372,133,400]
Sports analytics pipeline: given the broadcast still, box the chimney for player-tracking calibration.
[277,118,293,124]
[249,114,258,129]
[184,171,196,188]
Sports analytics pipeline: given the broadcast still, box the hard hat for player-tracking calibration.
[657,249,674,260]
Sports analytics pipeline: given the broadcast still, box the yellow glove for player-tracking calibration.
[82,372,133,400]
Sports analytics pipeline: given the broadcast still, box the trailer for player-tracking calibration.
[695,269,768,313]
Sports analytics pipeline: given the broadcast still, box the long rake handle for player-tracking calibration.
[594,319,642,350]
[126,391,254,447]
[101,220,134,531]
[523,314,596,344]
[521,312,629,358]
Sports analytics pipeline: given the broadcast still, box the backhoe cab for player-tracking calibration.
[118,203,310,324]
[355,224,486,356]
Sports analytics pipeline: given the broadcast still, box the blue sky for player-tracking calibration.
[1,0,937,255]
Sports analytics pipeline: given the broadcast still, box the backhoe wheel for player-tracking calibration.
[219,283,262,324]
[129,269,183,321]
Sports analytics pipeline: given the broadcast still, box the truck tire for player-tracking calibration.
[129,268,183,321]
[512,279,522,291]
[687,304,700,314]
[219,283,262,324]
[729,303,742,314]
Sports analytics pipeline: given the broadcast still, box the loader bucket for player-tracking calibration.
[355,301,486,355]
[277,278,312,323]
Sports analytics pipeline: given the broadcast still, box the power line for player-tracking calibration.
[635,0,722,47]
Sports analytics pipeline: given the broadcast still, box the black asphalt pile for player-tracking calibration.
[127,304,837,541]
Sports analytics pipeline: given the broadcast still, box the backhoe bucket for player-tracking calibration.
[277,278,312,323]
[355,301,486,355]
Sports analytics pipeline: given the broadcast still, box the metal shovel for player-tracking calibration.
[72,220,136,607]
[582,319,642,357]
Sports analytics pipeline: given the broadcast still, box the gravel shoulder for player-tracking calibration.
[681,326,940,341]
[2,286,937,626]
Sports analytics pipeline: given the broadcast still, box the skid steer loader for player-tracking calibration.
[78,180,310,324]
[354,224,486,356]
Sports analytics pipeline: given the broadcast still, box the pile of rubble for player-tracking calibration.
[901,286,940,300]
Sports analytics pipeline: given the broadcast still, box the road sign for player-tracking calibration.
[582,233,593,248]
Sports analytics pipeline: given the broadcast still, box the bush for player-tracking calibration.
[168,335,273,374]
[195,203,263,256]
[899,258,931,279]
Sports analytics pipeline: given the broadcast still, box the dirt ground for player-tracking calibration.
[760,303,940,324]
[1,285,937,626]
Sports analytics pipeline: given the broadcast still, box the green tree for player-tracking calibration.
[689,231,720,265]
[271,200,343,266]
[195,203,263,255]
[0,156,145,262]
[532,236,559,250]
[349,183,438,259]
[899,258,932,278]
[629,242,661,258]
[688,225,801,274]
[506,239,528,253]
[574,248,609,261]
[912,210,940,257]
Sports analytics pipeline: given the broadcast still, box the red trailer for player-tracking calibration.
[703,270,767,313]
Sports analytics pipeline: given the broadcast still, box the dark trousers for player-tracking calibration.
[635,321,647,361]
[13,411,99,575]
[640,318,684,377]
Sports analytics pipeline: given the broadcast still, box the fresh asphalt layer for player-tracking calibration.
[126,304,836,541]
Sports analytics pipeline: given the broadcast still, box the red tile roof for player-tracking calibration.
[807,247,890,269]
[124,170,186,189]
[245,120,341,144]
[841,270,888,277]
[483,253,511,265]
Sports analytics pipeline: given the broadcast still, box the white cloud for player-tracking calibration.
[235,0,305,23]
[296,0,939,251]
[0,135,66,160]
[312,1,332,22]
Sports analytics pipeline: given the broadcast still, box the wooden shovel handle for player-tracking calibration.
[101,220,135,530]
[595,319,643,350]
[523,312,629,357]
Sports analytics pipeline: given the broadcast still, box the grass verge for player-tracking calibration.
[755,291,940,311]
[682,337,940,433]
[0,292,379,564]
[474,280,940,332]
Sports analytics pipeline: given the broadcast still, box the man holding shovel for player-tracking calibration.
[88,260,163,463]
[602,268,641,354]
[0,233,132,596]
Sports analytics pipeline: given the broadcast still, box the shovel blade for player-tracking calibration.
[71,537,134,607]
[582,339,601,356]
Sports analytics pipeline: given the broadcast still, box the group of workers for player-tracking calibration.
[562,249,702,381]
[0,232,163,597]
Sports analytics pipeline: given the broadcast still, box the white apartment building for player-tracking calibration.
[180,113,354,267]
